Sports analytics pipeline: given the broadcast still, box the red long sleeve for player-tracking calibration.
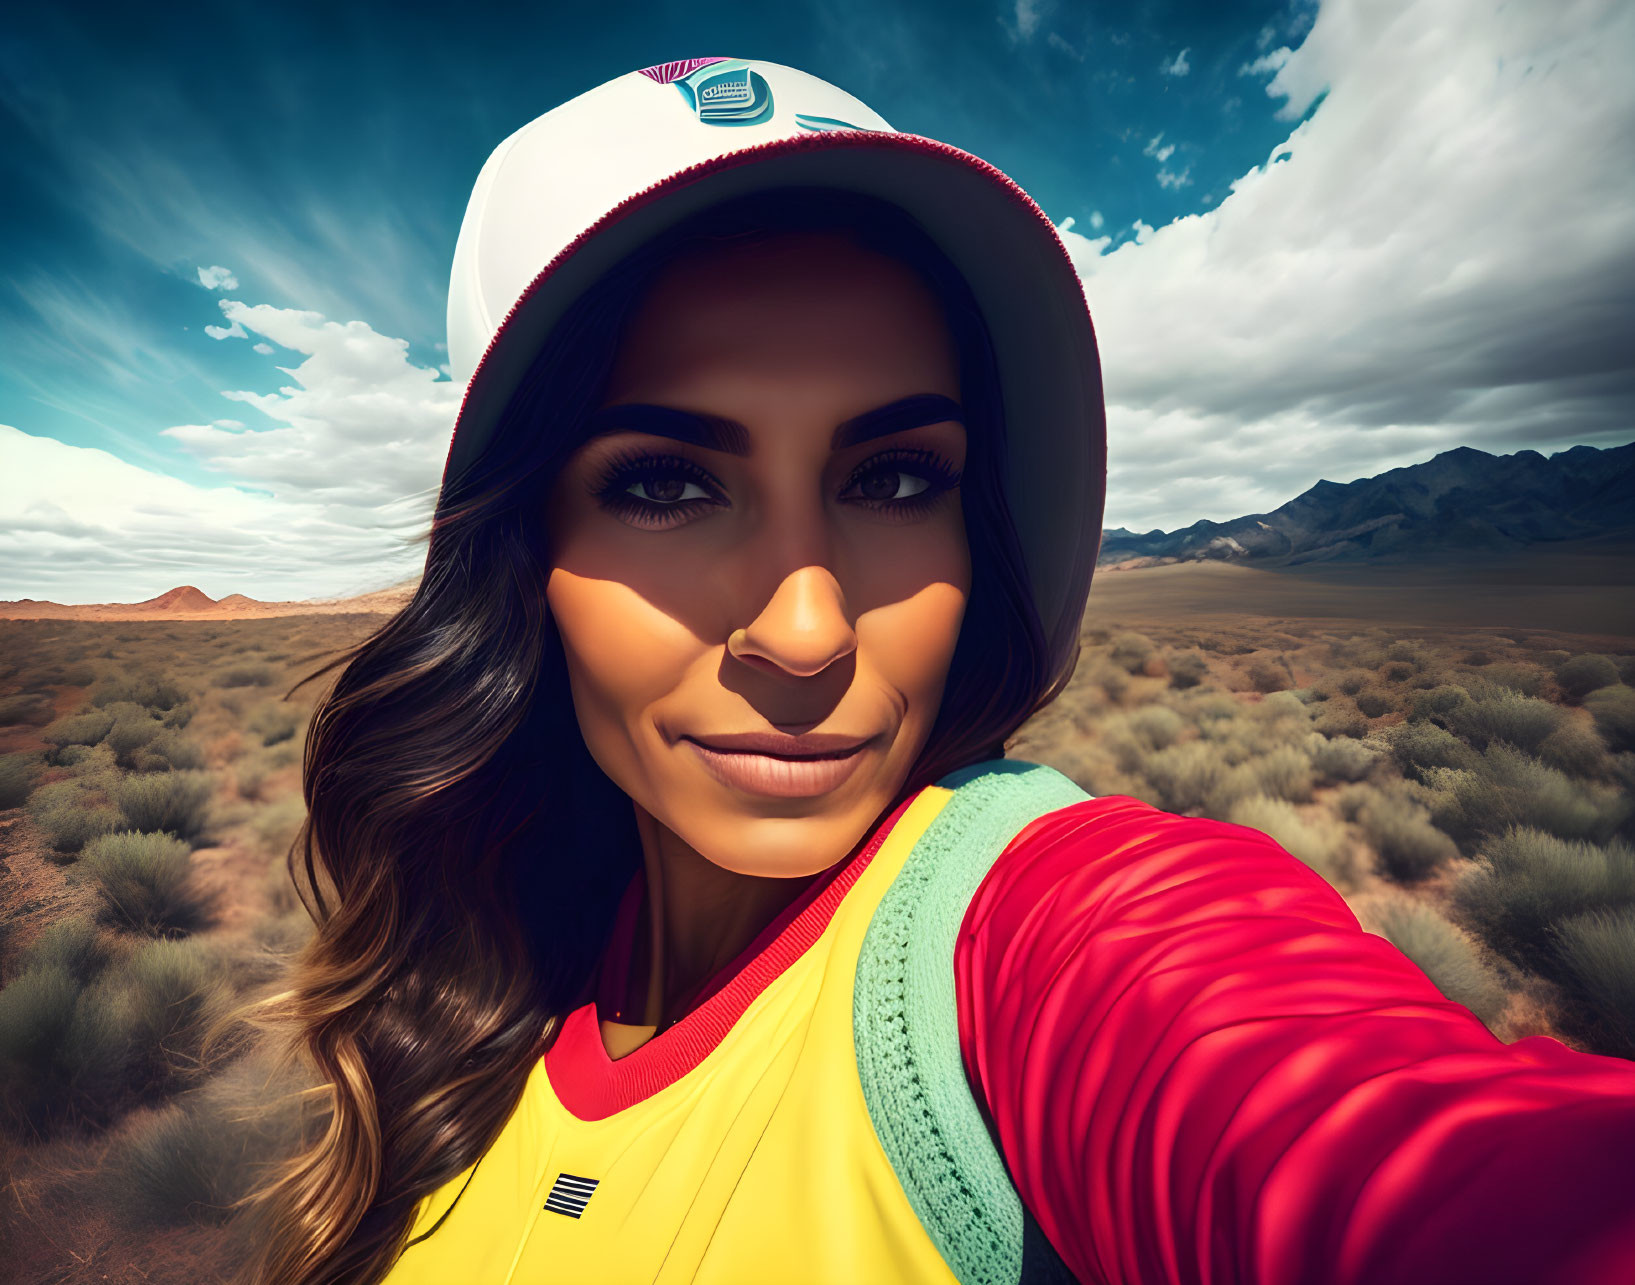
[953,794,1635,1285]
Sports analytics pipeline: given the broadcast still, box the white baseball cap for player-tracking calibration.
[441,56,1106,682]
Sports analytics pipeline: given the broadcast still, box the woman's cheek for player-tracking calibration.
[545,568,693,776]
[858,578,969,718]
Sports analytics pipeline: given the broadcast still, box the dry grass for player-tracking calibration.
[1,596,1632,1271]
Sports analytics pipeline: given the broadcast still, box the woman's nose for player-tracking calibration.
[728,564,858,679]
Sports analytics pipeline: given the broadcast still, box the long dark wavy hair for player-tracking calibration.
[220,185,1071,1285]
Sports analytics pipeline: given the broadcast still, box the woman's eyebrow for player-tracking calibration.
[582,393,964,455]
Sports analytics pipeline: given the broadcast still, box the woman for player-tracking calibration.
[233,59,1635,1285]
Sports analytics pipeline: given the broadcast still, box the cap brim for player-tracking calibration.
[440,129,1106,679]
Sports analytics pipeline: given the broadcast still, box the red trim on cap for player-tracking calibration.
[438,128,1087,494]
[541,787,922,1121]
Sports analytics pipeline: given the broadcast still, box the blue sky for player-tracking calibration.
[2,0,1631,601]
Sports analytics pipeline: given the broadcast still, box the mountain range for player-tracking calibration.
[1097,442,1635,569]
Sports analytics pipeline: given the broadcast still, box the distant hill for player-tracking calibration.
[1099,441,1635,569]
[130,585,217,612]
[0,578,419,621]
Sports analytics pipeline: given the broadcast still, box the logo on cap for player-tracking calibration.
[639,56,774,127]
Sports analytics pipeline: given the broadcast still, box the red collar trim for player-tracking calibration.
[543,788,923,1121]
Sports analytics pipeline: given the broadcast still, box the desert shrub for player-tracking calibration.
[1227,795,1353,888]
[1550,905,1635,1058]
[1243,743,1315,804]
[1425,745,1628,850]
[1619,656,1635,687]
[1078,658,1130,705]
[1336,669,1372,696]
[1354,687,1395,719]
[1314,699,1368,740]
[90,672,189,711]
[1308,733,1381,784]
[1451,830,1635,992]
[1442,687,1567,754]
[1389,721,1481,777]
[0,751,39,809]
[0,963,129,1136]
[1363,898,1509,1027]
[21,917,115,986]
[108,937,238,1098]
[131,730,208,773]
[1168,651,1209,689]
[80,831,214,938]
[1358,794,1458,882]
[0,693,53,726]
[51,743,93,767]
[235,753,273,801]
[102,1047,309,1227]
[1537,719,1612,779]
[1142,741,1226,815]
[264,739,301,769]
[1180,690,1241,726]
[0,964,83,1134]
[1290,685,1331,705]
[1110,632,1157,675]
[28,779,124,855]
[42,709,114,749]
[265,860,307,918]
[251,795,309,860]
[1556,654,1620,703]
[105,712,164,767]
[1245,657,1292,694]
[248,702,302,747]
[1381,661,1415,683]
[1252,690,1310,724]
[1384,641,1425,665]
[214,663,276,689]
[1126,705,1185,752]
[1584,685,1635,754]
[1462,650,1493,666]
[1407,684,1471,723]
[162,701,196,730]
[114,770,215,843]
[1479,663,1548,698]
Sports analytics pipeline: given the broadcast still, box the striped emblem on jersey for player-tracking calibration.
[543,1173,599,1219]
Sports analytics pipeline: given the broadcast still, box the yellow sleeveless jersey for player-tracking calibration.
[384,782,959,1285]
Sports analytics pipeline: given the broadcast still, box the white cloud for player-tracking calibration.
[1089,209,1105,230]
[0,422,420,603]
[1161,47,1192,76]
[204,315,247,340]
[1156,167,1192,190]
[160,299,459,509]
[253,342,274,355]
[1048,32,1086,62]
[1013,0,1043,40]
[196,265,238,291]
[1240,47,1294,83]
[0,296,460,603]
[1142,133,1175,163]
[1064,0,1635,532]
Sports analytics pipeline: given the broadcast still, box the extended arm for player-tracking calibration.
[954,795,1635,1285]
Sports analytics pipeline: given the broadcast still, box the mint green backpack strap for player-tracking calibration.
[853,758,1090,1285]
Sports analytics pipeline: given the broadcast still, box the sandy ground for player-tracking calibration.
[1090,546,1635,637]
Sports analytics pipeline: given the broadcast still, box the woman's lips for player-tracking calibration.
[682,735,872,798]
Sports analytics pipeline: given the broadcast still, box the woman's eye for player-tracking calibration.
[626,475,711,505]
[853,468,931,502]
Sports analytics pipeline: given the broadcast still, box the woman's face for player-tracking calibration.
[544,229,970,879]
